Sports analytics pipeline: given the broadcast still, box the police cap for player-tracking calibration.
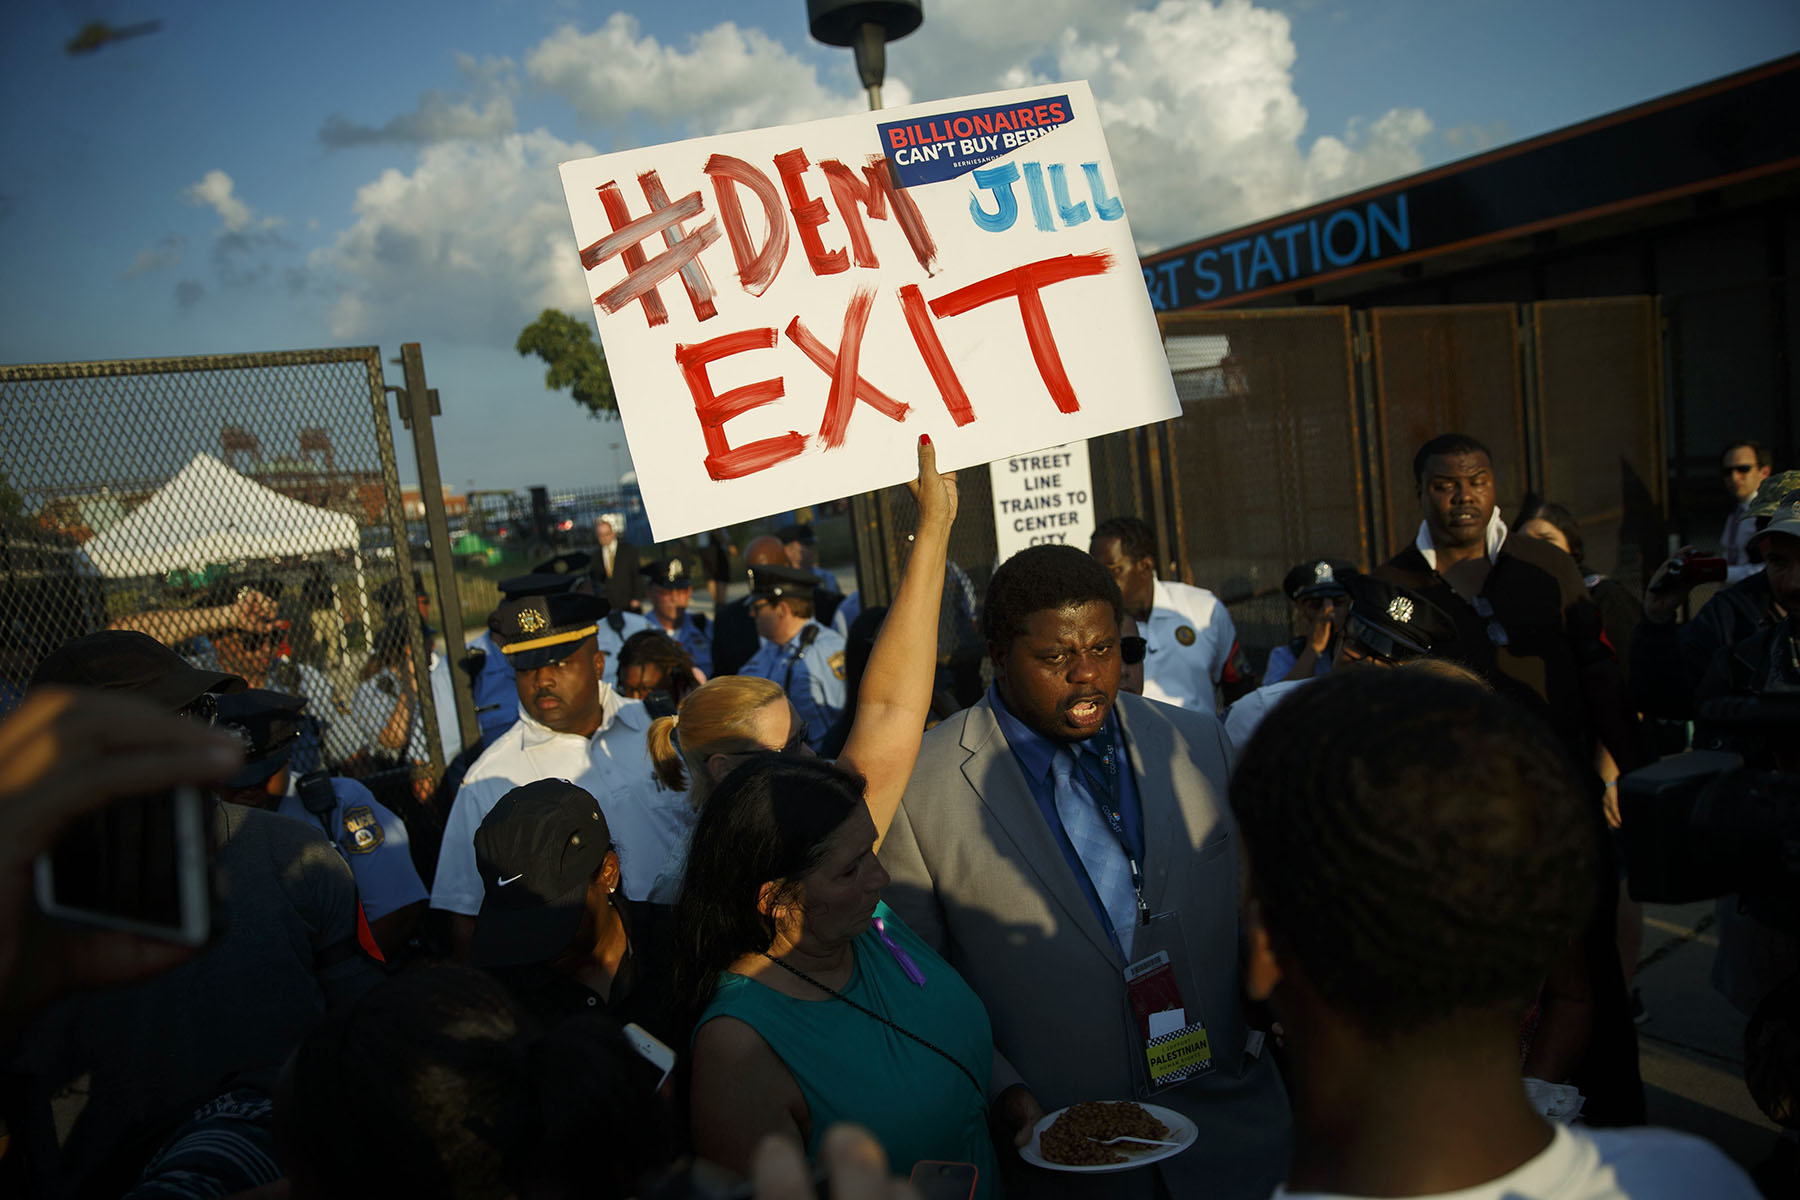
[495,571,593,601]
[532,552,593,577]
[1283,558,1356,601]
[775,522,816,546]
[213,688,307,788]
[639,557,693,590]
[491,593,609,670]
[1341,574,1457,664]
[748,564,818,601]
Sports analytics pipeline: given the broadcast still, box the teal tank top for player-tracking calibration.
[699,902,1001,1197]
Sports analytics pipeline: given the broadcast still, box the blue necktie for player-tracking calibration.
[1050,747,1137,958]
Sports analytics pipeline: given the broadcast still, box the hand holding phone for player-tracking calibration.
[0,687,242,1034]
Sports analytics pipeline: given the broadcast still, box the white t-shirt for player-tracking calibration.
[1141,577,1235,711]
[1273,1123,1757,1200]
[429,687,689,911]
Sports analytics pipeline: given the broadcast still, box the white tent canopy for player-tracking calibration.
[76,452,360,578]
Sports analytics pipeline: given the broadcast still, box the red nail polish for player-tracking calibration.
[920,433,932,447]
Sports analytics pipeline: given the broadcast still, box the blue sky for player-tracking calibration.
[3,0,1796,496]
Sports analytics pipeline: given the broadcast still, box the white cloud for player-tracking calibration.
[525,14,904,140]
[305,0,1433,343]
[893,0,1433,250]
[184,169,253,232]
[183,169,282,234]
[310,130,597,342]
[320,54,518,147]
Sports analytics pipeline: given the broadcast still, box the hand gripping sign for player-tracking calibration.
[558,82,1179,541]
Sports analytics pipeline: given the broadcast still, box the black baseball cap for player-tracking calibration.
[490,593,608,670]
[470,779,613,968]
[1341,575,1457,663]
[748,564,818,601]
[214,688,307,788]
[639,558,692,590]
[29,629,246,710]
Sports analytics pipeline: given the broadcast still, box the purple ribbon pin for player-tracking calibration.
[873,917,927,987]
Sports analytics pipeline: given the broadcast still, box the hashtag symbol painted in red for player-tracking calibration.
[580,170,722,328]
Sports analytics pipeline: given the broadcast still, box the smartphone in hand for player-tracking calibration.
[909,1161,978,1200]
[33,784,215,946]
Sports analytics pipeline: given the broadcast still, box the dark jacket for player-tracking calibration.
[1378,534,1646,773]
[486,898,676,1045]
[1630,571,1779,721]
[591,541,642,614]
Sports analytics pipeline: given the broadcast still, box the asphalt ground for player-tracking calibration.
[1633,899,1788,1179]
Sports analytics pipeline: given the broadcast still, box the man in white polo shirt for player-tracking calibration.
[430,591,691,959]
[1091,515,1254,712]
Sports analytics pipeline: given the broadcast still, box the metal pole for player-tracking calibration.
[395,343,481,757]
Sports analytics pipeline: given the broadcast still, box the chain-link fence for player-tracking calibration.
[0,348,443,872]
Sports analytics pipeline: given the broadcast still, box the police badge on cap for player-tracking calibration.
[639,558,691,590]
[1341,575,1455,663]
[491,593,609,670]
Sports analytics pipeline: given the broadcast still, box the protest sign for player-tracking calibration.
[989,440,1094,559]
[559,81,1178,541]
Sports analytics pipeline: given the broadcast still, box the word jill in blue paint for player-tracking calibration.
[969,162,1124,233]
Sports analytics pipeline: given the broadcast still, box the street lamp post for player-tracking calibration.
[806,0,922,112]
[807,0,925,608]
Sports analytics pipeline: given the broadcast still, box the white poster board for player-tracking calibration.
[559,81,1178,541]
[989,440,1095,560]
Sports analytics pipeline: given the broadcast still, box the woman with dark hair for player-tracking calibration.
[1518,502,1642,683]
[615,628,703,710]
[676,754,1002,1195]
[1518,501,1652,1029]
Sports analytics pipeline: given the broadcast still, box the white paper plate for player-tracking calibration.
[1018,1102,1197,1174]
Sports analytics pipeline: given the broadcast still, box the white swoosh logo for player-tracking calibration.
[497,873,525,886]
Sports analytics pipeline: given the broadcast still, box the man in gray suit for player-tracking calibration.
[881,544,1290,1198]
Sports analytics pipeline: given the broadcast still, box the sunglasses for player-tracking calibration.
[1726,464,1757,475]
[1120,636,1147,666]
[178,692,219,726]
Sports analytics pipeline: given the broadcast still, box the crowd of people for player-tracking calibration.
[0,430,1791,1198]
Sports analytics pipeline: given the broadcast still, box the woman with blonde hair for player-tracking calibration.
[645,436,957,898]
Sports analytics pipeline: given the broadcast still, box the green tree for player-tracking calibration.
[0,472,22,518]
[515,309,616,417]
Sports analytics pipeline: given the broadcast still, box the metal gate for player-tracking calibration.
[0,347,447,857]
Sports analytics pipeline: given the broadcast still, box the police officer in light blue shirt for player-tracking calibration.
[212,688,429,960]
[739,564,847,750]
[777,522,845,627]
[467,566,650,746]
[639,556,712,676]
